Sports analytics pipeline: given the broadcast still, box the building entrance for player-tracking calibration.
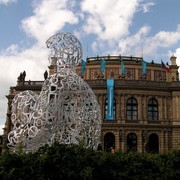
[104,132,115,152]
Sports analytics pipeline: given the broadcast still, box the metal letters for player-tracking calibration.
[8,32,101,152]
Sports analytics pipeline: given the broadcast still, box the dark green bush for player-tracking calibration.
[0,143,180,180]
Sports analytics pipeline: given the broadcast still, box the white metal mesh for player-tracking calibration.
[8,32,101,152]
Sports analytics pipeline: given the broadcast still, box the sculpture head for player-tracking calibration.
[46,32,82,69]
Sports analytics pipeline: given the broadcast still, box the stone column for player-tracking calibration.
[142,130,147,153]
[162,96,165,120]
[115,130,120,151]
[119,129,126,152]
[163,129,169,153]
[101,94,105,121]
[116,93,121,123]
[159,96,163,120]
[121,94,126,123]
[159,130,164,154]
[143,95,148,124]
[177,96,180,120]
[139,95,144,124]
[138,131,143,153]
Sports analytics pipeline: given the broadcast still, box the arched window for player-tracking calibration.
[126,97,138,120]
[104,98,116,120]
[127,133,137,152]
[148,98,158,120]
[146,133,159,153]
[104,132,115,152]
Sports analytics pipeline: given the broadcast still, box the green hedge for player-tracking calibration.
[0,142,180,179]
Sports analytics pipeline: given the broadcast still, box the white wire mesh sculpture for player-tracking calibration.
[46,32,82,68]
[8,32,102,152]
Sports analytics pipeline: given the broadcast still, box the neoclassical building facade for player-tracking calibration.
[3,55,180,153]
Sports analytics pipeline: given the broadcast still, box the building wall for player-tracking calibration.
[76,55,180,153]
[3,55,180,153]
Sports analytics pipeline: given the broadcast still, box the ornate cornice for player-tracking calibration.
[86,79,179,91]
[102,123,177,129]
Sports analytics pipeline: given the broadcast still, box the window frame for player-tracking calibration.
[126,97,138,120]
[126,133,137,152]
[148,98,158,121]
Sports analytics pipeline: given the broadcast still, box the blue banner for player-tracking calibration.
[81,59,86,74]
[106,79,114,120]
[121,60,126,75]
[100,59,106,73]
[142,60,147,75]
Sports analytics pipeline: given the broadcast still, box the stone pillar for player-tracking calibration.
[116,94,122,123]
[138,95,142,123]
[143,95,148,124]
[163,129,169,153]
[159,96,163,120]
[142,130,148,153]
[177,96,180,120]
[97,94,103,122]
[159,131,164,153]
[120,129,125,152]
[101,94,105,121]
[167,96,171,121]
[151,69,154,81]
[121,94,126,123]
[138,131,143,153]
[172,95,177,121]
[164,97,167,122]
[139,95,144,123]
[162,129,165,153]
[162,96,165,120]
[115,130,120,152]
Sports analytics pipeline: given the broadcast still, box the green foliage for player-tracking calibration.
[0,143,180,179]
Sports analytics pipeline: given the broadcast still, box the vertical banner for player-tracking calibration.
[121,60,126,75]
[100,59,106,73]
[81,59,86,74]
[142,60,147,75]
[106,79,114,120]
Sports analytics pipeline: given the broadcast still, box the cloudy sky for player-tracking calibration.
[0,0,180,134]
